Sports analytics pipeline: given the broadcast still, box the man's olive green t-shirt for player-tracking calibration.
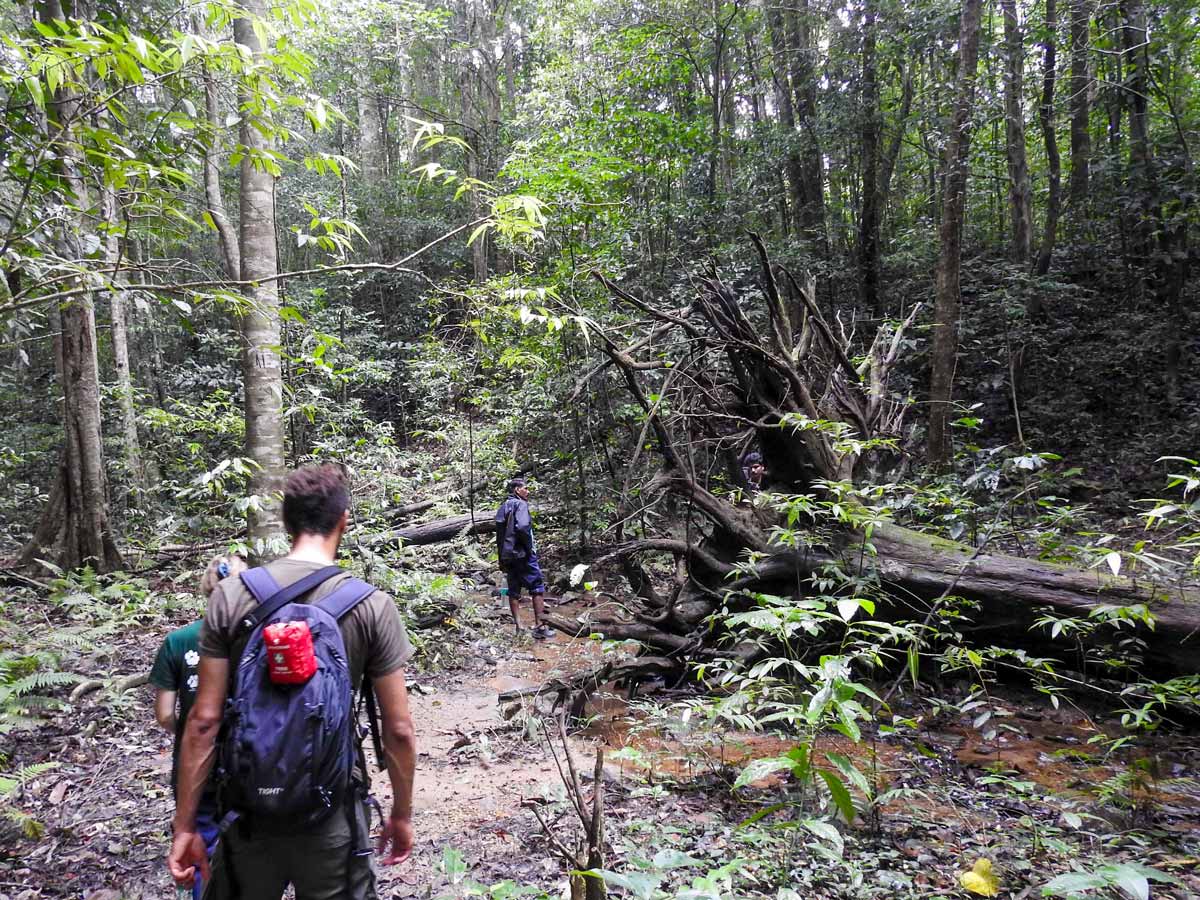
[198,558,413,686]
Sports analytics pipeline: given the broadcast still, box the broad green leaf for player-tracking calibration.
[836,598,861,621]
[801,818,843,854]
[733,755,794,789]
[586,869,661,900]
[1107,866,1148,900]
[1043,871,1111,896]
[817,769,855,822]
[650,848,701,870]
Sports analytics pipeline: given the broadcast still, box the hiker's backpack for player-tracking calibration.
[216,565,376,829]
[495,499,526,565]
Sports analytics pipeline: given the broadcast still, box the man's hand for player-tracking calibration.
[377,814,414,865]
[168,829,210,887]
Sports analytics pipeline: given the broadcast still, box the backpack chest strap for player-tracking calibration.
[236,565,344,637]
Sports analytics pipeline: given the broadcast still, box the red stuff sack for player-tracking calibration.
[263,620,317,684]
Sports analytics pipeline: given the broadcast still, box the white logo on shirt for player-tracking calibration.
[184,650,199,667]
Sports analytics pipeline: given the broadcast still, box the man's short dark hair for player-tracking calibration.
[282,463,350,537]
[506,477,526,495]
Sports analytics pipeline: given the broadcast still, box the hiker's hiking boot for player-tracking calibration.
[532,624,555,640]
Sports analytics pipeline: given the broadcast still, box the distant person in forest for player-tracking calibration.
[150,553,246,900]
[741,451,766,495]
[495,477,554,640]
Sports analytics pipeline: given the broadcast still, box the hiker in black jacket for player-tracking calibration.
[495,478,553,640]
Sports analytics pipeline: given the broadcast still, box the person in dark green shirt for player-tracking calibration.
[150,555,245,900]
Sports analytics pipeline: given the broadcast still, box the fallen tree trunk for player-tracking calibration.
[870,524,1200,678]
[388,499,437,521]
[385,461,546,523]
[561,524,1200,680]
[364,514,493,547]
[366,506,566,548]
[575,240,1200,687]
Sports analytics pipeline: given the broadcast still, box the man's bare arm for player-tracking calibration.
[373,669,416,864]
[154,688,177,733]
[167,655,227,885]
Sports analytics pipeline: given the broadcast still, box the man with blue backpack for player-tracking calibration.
[167,463,417,899]
[495,477,553,640]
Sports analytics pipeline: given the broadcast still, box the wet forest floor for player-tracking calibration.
[1,581,1199,899]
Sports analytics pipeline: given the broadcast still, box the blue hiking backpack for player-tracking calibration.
[216,565,376,829]
[495,498,527,565]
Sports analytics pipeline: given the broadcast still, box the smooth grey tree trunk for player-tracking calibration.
[357,87,385,186]
[764,0,805,234]
[785,0,827,251]
[1120,0,1153,255]
[1001,0,1033,263]
[235,0,286,552]
[1067,0,1092,207]
[18,0,122,572]
[879,62,914,219]
[928,0,984,468]
[101,186,144,490]
[1034,0,1061,277]
[857,0,882,315]
[200,48,241,280]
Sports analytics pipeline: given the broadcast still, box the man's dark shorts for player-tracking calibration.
[201,797,376,900]
[504,551,546,597]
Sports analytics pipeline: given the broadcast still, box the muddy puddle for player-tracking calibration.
[576,676,1200,835]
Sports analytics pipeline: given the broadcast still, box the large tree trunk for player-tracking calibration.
[856,0,883,315]
[566,522,1200,681]
[1067,0,1092,208]
[236,0,286,551]
[366,513,494,548]
[1120,0,1153,257]
[868,525,1199,678]
[101,186,144,491]
[765,0,805,234]
[785,0,827,251]
[927,0,984,469]
[17,0,122,573]
[357,87,385,186]
[197,22,240,281]
[879,61,914,219]
[1034,0,1062,277]
[1001,0,1033,264]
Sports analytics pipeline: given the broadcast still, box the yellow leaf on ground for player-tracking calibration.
[959,858,1000,897]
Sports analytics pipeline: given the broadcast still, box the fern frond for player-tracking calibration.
[0,714,43,734]
[16,695,63,711]
[0,762,58,799]
[3,808,47,839]
[2,671,83,698]
[46,631,94,649]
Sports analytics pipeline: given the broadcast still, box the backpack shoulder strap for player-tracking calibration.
[239,567,281,604]
[320,578,385,771]
[316,578,376,621]
[236,565,344,636]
